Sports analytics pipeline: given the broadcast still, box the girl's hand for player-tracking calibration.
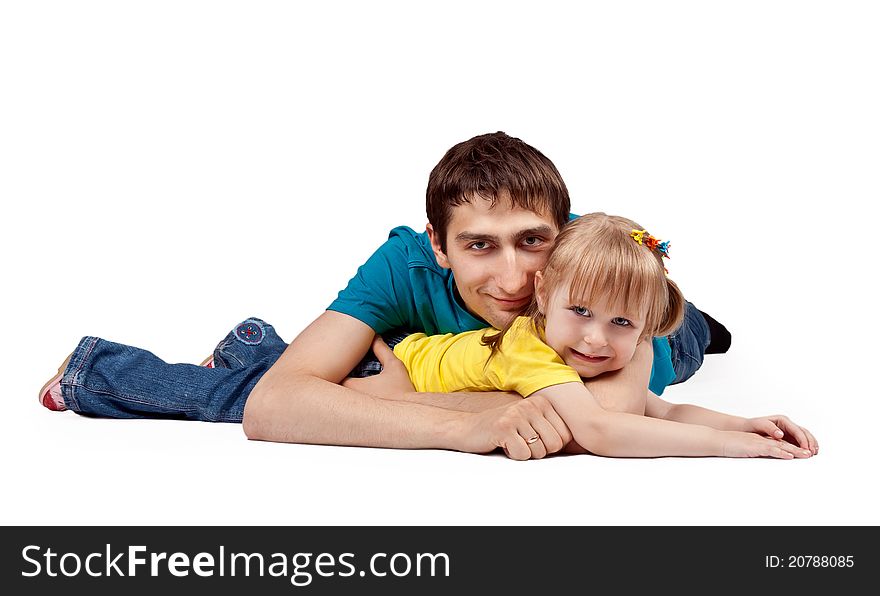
[341,336,416,399]
[744,415,818,455]
[721,431,813,459]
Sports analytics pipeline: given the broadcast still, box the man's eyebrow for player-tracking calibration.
[455,232,501,243]
[515,225,555,239]
[455,225,556,244]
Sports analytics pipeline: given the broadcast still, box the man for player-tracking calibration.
[242,132,728,460]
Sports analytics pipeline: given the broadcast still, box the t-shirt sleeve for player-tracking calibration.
[648,336,676,395]
[392,332,459,393]
[326,233,414,334]
[487,325,583,397]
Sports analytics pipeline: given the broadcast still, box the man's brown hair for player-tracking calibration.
[426,132,570,251]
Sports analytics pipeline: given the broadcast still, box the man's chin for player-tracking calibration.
[482,309,519,330]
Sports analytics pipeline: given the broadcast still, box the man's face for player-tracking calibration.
[427,195,560,329]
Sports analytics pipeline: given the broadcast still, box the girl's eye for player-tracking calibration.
[571,306,590,317]
[612,317,632,327]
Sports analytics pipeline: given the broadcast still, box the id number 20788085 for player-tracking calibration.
[765,555,854,568]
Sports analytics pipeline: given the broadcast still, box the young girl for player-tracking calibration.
[389,213,818,459]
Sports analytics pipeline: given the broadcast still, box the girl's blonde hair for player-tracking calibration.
[483,212,685,355]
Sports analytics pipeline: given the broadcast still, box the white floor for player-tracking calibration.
[3,2,878,526]
[7,328,875,526]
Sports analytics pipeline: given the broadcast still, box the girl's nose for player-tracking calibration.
[583,329,608,347]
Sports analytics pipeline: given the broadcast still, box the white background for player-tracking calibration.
[2,1,877,525]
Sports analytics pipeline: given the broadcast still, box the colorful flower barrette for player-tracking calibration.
[630,229,670,257]
[630,229,671,274]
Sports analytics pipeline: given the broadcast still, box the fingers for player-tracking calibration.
[804,427,819,455]
[774,417,818,456]
[526,410,565,455]
[518,424,547,460]
[370,335,395,365]
[757,416,818,456]
[766,441,795,460]
[527,395,573,452]
[505,421,550,461]
[501,435,532,461]
[773,416,810,451]
[771,438,812,459]
[497,397,571,461]
[754,418,784,439]
[784,419,818,455]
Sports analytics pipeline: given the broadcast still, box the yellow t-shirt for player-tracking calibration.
[392,317,583,396]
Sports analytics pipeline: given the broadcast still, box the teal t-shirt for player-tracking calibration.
[327,225,676,395]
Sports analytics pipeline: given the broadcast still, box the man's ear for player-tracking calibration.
[426,223,450,269]
[534,271,547,314]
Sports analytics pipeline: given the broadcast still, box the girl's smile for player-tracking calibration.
[536,275,648,379]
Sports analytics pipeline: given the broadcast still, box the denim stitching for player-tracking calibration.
[69,383,202,415]
[64,337,99,412]
[218,348,245,367]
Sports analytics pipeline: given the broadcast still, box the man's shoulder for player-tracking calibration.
[386,225,423,244]
[383,225,443,272]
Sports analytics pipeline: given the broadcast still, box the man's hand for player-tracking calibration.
[742,415,818,455]
[341,336,415,399]
[455,394,574,460]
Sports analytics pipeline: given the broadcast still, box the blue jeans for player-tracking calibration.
[61,318,288,422]
[348,330,413,378]
[668,301,711,385]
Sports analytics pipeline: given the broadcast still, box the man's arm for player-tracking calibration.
[243,311,460,447]
[242,311,573,459]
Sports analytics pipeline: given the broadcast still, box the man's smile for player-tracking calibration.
[488,295,531,309]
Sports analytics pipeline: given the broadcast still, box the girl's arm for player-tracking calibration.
[536,382,808,459]
[645,391,746,430]
[645,392,818,453]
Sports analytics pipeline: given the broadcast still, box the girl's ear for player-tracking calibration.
[534,271,547,314]
[426,223,450,269]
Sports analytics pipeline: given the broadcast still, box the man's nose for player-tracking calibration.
[495,249,528,295]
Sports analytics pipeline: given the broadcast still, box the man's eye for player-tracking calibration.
[612,317,632,327]
[571,306,590,317]
[523,236,543,247]
[469,241,490,250]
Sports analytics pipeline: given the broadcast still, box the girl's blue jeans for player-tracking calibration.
[60,303,711,422]
[60,318,286,422]
[667,302,712,386]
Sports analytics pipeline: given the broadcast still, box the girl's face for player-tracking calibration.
[536,275,648,378]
